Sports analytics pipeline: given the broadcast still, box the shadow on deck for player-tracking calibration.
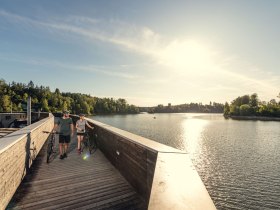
[7,135,146,210]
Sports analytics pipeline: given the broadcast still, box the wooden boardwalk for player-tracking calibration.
[0,128,19,138]
[7,135,146,210]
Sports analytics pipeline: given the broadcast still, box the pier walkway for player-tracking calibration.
[7,135,145,210]
[1,114,217,210]
[0,128,19,138]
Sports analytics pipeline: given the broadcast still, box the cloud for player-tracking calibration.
[0,54,138,79]
[1,10,279,103]
[0,10,29,23]
[0,10,161,56]
[78,65,138,79]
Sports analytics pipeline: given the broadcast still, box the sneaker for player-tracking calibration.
[77,149,81,154]
[63,153,67,158]
[59,155,64,159]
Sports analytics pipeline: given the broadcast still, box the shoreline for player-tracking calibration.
[227,115,280,121]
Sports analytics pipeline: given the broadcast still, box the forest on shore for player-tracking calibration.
[0,79,139,114]
[3,79,277,117]
[224,93,280,118]
[142,102,224,113]
[0,79,225,115]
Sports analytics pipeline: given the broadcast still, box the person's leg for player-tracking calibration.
[65,143,68,152]
[63,135,70,158]
[80,135,84,146]
[64,144,67,157]
[59,143,65,159]
[59,135,67,159]
[59,143,63,155]
[77,135,81,150]
[59,135,64,159]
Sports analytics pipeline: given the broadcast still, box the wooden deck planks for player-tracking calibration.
[0,128,19,138]
[7,135,146,210]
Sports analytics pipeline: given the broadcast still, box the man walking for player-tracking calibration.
[53,110,74,159]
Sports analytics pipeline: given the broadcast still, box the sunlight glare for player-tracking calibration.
[82,152,90,160]
[159,40,215,74]
[182,117,208,155]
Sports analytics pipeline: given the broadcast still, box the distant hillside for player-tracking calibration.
[140,102,224,113]
[0,79,139,114]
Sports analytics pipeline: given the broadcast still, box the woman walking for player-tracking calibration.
[76,114,94,154]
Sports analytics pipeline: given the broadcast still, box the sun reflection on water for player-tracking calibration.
[182,117,209,156]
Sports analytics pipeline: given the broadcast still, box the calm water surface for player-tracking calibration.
[91,113,280,210]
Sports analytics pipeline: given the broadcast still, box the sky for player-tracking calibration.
[0,0,279,106]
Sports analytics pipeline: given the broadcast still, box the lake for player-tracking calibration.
[90,113,280,210]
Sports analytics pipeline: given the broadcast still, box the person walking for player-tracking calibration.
[76,113,94,154]
[53,110,74,159]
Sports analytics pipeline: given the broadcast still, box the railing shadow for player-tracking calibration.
[22,132,31,180]
[7,133,43,209]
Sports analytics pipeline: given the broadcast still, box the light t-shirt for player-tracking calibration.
[76,119,86,133]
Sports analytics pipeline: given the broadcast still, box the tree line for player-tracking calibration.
[224,93,280,117]
[0,79,139,114]
[144,102,224,113]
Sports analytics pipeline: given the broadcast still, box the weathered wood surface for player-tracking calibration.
[148,153,217,210]
[0,128,19,138]
[1,116,54,210]
[96,127,157,205]
[85,117,216,210]
[7,135,146,210]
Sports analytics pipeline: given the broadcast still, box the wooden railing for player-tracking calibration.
[1,114,215,210]
[0,113,54,210]
[72,116,216,210]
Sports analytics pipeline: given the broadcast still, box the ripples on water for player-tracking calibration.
[91,113,280,210]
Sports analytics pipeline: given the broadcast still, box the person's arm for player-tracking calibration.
[53,119,60,132]
[69,118,74,136]
[86,121,94,129]
[71,123,74,136]
[53,123,58,132]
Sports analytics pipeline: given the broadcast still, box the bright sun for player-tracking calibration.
[159,40,215,73]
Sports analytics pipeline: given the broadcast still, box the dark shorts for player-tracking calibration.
[77,132,86,136]
[59,135,71,144]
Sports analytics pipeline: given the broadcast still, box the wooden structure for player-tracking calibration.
[1,114,216,210]
[88,118,216,210]
[0,128,19,138]
[7,137,145,210]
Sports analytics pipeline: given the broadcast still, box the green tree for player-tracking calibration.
[41,98,50,112]
[231,96,242,106]
[230,105,239,116]
[1,95,11,112]
[28,80,34,88]
[54,88,61,95]
[250,93,258,107]
[225,93,280,117]
[239,104,253,116]
[23,93,28,102]
[0,79,140,115]
[241,95,250,105]
[224,102,230,116]
[80,101,90,114]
